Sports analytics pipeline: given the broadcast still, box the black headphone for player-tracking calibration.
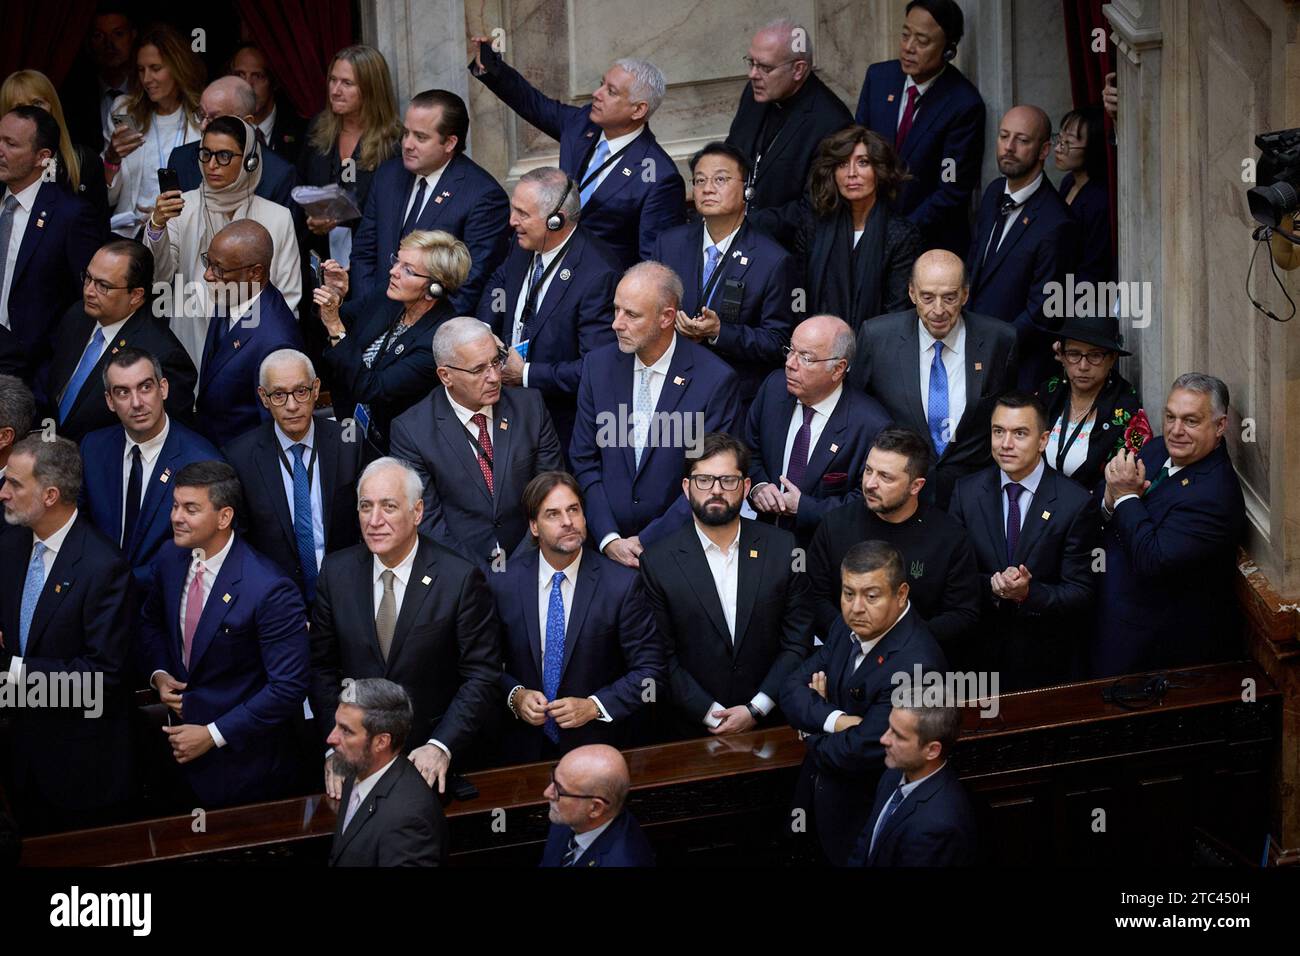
[942,43,957,61]
[545,177,574,232]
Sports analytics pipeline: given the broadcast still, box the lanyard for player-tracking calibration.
[155,110,188,171]
[1053,397,1096,473]
[277,441,316,485]
[699,223,743,310]
[521,242,571,323]
[578,137,636,191]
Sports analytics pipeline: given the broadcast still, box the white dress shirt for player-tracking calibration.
[918,318,967,437]
[256,106,277,148]
[0,178,43,329]
[121,415,171,540]
[581,126,644,197]
[521,549,611,721]
[994,172,1045,250]
[896,70,945,129]
[274,421,326,571]
[174,531,236,747]
[6,509,79,682]
[1000,456,1046,535]
[401,162,450,225]
[781,384,842,478]
[823,603,911,732]
[512,227,577,365]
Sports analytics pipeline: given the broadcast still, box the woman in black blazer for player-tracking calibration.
[315,229,471,457]
[1036,314,1142,491]
[1054,106,1112,282]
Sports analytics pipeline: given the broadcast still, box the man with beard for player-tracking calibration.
[640,432,813,739]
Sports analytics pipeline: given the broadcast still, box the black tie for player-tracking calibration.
[122,445,142,549]
[401,178,427,237]
[981,194,1019,269]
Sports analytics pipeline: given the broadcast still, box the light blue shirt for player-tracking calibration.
[275,421,325,571]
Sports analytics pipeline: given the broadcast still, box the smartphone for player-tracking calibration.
[310,251,325,287]
[157,167,180,195]
[111,112,139,133]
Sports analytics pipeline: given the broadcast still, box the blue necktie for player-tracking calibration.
[58,327,104,424]
[518,255,546,341]
[701,244,722,303]
[291,444,318,602]
[927,341,950,457]
[869,785,907,858]
[19,542,47,655]
[634,368,652,469]
[542,570,567,743]
[401,177,427,236]
[579,139,610,207]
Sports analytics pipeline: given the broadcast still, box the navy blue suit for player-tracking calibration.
[855,61,986,257]
[569,337,739,549]
[1092,438,1245,678]
[470,46,686,269]
[139,537,310,808]
[195,285,304,450]
[350,153,510,313]
[489,548,665,763]
[743,370,891,543]
[540,810,655,867]
[652,220,795,412]
[847,764,977,866]
[168,142,298,209]
[79,418,222,588]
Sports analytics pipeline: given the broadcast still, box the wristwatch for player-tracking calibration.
[329,330,346,345]
[745,702,762,723]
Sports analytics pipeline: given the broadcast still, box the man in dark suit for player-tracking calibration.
[327,678,447,866]
[851,250,1018,508]
[0,374,35,490]
[477,167,620,451]
[350,90,509,313]
[809,427,980,653]
[0,436,133,833]
[230,44,309,165]
[640,433,812,738]
[846,703,977,866]
[470,40,685,269]
[311,457,501,799]
[139,461,310,809]
[967,105,1078,390]
[1093,374,1246,677]
[540,744,654,866]
[225,349,361,602]
[42,240,195,442]
[60,7,137,153]
[726,19,852,247]
[80,347,220,588]
[194,220,304,449]
[490,471,664,763]
[0,106,106,381]
[653,142,795,415]
[780,540,948,865]
[570,262,740,568]
[947,392,1098,687]
[855,0,986,257]
[391,318,563,567]
[746,315,891,546]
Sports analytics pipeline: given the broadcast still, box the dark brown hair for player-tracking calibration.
[523,471,584,522]
[686,432,750,478]
[809,125,909,218]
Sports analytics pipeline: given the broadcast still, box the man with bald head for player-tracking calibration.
[570,261,739,568]
[744,314,890,546]
[967,105,1078,390]
[194,220,304,449]
[851,249,1017,508]
[540,744,654,866]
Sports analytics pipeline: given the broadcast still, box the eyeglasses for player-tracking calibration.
[1051,136,1085,152]
[389,252,433,281]
[1061,348,1110,366]
[261,384,317,406]
[689,474,744,491]
[443,350,508,377]
[81,270,131,294]
[743,55,796,75]
[200,252,254,280]
[548,769,607,803]
[782,345,843,368]
[691,174,737,190]
[198,147,244,166]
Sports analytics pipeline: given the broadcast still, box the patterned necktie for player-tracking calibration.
[59,327,105,424]
[401,177,427,236]
[19,541,47,655]
[701,244,722,303]
[579,139,610,207]
[0,195,19,312]
[122,444,143,550]
[982,194,1020,269]
[518,255,546,341]
[634,367,652,468]
[375,569,396,662]
[927,341,950,457]
[291,444,318,601]
[471,413,495,495]
[1146,463,1171,495]
[542,570,567,744]
[1005,482,1025,564]
[895,84,920,149]
[182,562,205,669]
[869,785,907,857]
[562,833,580,866]
[786,404,815,488]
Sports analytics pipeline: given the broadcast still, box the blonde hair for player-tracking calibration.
[0,70,80,192]
[401,229,471,294]
[125,24,206,134]
[308,45,401,172]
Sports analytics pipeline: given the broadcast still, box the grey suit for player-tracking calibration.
[329,757,447,866]
[850,309,1017,508]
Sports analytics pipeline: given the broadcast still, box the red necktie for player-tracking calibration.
[183,562,206,669]
[895,84,920,150]
[471,413,495,495]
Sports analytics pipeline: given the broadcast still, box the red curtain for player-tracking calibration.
[236,0,354,121]
[0,0,98,87]
[1062,0,1119,267]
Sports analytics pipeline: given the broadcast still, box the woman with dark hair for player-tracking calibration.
[1054,106,1112,282]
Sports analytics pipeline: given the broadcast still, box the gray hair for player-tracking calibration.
[206,75,258,119]
[11,434,82,504]
[518,167,581,224]
[258,348,317,389]
[896,703,962,758]
[1170,372,1229,419]
[830,321,855,364]
[432,316,496,367]
[341,678,414,752]
[358,456,423,509]
[623,260,683,313]
[0,374,35,443]
[760,17,813,66]
[613,58,666,117]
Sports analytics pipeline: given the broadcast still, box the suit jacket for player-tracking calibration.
[1037,371,1142,492]
[329,757,448,866]
[1092,438,1245,677]
[309,535,502,761]
[639,518,813,737]
[569,337,739,548]
[1060,173,1112,283]
[40,303,197,442]
[389,386,563,567]
[471,47,686,269]
[651,219,795,409]
[350,152,511,313]
[0,515,133,825]
[540,810,655,867]
[780,610,948,865]
[476,227,620,447]
[195,285,304,450]
[947,464,1099,687]
[224,416,363,597]
[489,548,665,762]
[851,309,1018,508]
[743,369,891,541]
[847,764,977,866]
[79,417,221,588]
[138,537,310,808]
[266,106,309,165]
[855,60,986,257]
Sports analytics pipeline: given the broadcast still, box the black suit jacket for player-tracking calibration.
[329,757,447,866]
[640,518,813,737]
[267,106,309,165]
[847,764,977,866]
[309,535,502,762]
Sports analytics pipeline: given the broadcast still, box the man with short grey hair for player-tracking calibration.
[0,374,35,492]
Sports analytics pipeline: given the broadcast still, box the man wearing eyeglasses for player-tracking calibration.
[41,239,195,443]
[540,744,654,867]
[725,18,852,248]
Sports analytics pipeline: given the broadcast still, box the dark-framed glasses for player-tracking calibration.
[200,252,254,280]
[81,270,131,294]
[261,384,317,406]
[1061,348,1109,366]
[549,768,606,803]
[689,474,744,491]
[198,147,244,166]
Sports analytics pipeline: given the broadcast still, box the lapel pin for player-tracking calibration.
[559,268,571,280]
[55,583,62,593]
[740,256,749,265]
[421,575,432,585]
[673,375,685,386]
[232,340,241,349]
[586,130,594,138]
[877,655,885,665]
[222,593,231,603]
[887,94,896,103]
[1041,510,1051,520]
[500,419,509,430]
[434,196,444,204]
[395,343,405,355]
[36,212,46,228]
[749,549,758,558]
[1022,216,1029,226]
[160,468,171,483]
[829,443,839,453]
[974,362,983,371]
[111,347,119,355]
[1181,478,1189,486]
[621,167,632,176]
[732,249,741,258]
[118,338,126,347]
[442,190,451,197]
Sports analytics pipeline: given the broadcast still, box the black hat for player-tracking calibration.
[1055,314,1131,356]
[906,0,965,48]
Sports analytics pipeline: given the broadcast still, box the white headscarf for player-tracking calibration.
[196,117,265,246]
